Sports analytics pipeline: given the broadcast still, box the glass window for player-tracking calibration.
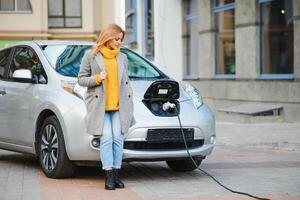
[65,0,81,17]
[0,0,14,10]
[0,49,11,79]
[42,45,90,77]
[9,47,47,84]
[0,0,32,11]
[125,0,137,45]
[216,0,234,7]
[48,0,63,15]
[41,44,166,80]
[214,0,235,75]
[48,0,82,28]
[48,18,64,28]
[16,0,31,11]
[259,0,293,75]
[121,49,164,80]
[182,0,200,79]
[144,0,154,60]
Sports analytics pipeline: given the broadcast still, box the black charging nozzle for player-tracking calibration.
[143,80,180,117]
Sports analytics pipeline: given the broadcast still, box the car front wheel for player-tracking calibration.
[166,157,203,172]
[38,115,75,178]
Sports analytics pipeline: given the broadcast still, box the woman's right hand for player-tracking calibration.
[100,70,107,80]
[95,71,106,85]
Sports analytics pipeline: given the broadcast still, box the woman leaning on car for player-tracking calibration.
[78,23,135,190]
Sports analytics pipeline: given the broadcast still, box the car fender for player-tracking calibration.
[32,88,83,158]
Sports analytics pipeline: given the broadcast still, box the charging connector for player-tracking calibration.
[162,101,176,111]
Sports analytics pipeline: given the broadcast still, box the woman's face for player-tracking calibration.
[107,32,123,49]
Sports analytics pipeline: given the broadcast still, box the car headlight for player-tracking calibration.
[181,81,203,109]
[61,80,86,100]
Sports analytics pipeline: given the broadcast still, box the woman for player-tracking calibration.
[78,24,135,190]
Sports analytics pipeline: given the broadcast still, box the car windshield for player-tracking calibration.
[41,44,166,79]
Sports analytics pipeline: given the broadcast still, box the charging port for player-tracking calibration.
[143,80,180,117]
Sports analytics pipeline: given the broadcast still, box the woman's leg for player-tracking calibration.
[100,112,114,170]
[110,111,124,169]
[100,112,116,190]
[111,111,125,188]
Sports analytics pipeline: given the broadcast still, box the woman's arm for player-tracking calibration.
[78,52,99,88]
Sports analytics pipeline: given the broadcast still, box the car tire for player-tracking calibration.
[38,115,75,178]
[166,157,202,172]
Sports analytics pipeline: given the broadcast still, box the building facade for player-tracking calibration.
[125,0,300,122]
[194,0,299,122]
[0,0,125,46]
[1,0,299,122]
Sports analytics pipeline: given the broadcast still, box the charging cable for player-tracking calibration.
[172,106,271,200]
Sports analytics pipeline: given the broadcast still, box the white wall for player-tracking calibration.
[100,0,125,30]
[154,0,183,81]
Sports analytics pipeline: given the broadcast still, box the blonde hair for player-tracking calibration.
[90,23,125,57]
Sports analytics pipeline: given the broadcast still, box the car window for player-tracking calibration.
[42,45,91,77]
[9,47,47,84]
[0,49,11,80]
[121,49,165,79]
[41,44,166,79]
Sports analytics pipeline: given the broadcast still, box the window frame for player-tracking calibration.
[0,0,32,13]
[125,0,138,45]
[213,0,236,79]
[258,0,294,80]
[182,0,200,80]
[48,0,82,29]
[143,0,155,61]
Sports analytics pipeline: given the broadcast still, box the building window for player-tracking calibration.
[48,0,82,28]
[214,0,235,75]
[143,0,154,60]
[125,0,137,46]
[259,0,293,77]
[0,0,32,12]
[182,0,199,79]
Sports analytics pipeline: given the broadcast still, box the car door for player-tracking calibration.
[3,46,39,147]
[0,48,13,144]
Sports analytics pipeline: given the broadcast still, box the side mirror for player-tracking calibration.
[12,69,34,83]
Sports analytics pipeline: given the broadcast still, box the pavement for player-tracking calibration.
[0,122,300,200]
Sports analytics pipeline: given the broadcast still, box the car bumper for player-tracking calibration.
[122,143,214,160]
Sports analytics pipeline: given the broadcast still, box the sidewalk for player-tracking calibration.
[0,121,300,200]
[215,121,300,151]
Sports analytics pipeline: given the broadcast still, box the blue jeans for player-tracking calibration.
[100,111,125,170]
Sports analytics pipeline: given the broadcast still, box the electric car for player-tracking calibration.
[0,41,216,178]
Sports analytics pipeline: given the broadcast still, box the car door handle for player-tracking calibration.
[0,89,6,96]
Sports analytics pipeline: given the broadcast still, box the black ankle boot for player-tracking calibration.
[114,169,125,188]
[105,170,115,190]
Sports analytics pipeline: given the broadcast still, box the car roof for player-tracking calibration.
[2,40,134,50]
[1,40,94,49]
[33,40,95,46]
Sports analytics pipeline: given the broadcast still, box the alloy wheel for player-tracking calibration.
[40,124,59,171]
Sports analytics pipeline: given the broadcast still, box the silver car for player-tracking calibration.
[0,41,215,178]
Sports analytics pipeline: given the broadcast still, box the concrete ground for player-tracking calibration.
[0,122,300,200]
